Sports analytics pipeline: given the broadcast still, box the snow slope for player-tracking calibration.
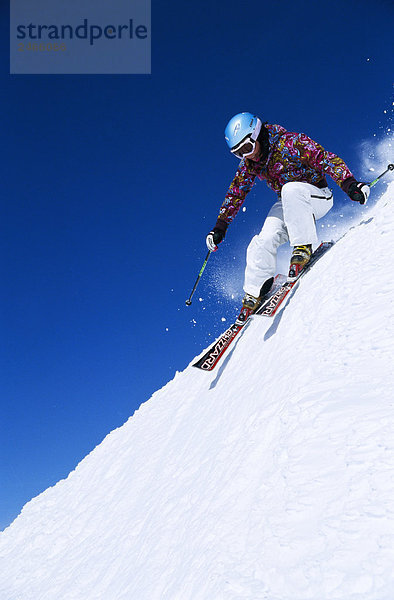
[1,183,394,600]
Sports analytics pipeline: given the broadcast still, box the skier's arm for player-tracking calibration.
[292,133,353,187]
[293,133,370,203]
[218,160,259,226]
[206,160,258,251]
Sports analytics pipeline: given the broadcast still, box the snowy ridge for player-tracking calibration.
[1,184,394,600]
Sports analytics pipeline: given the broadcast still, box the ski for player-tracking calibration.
[193,241,334,372]
[192,322,244,371]
[255,241,334,318]
[193,274,285,371]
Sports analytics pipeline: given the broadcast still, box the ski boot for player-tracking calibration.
[288,245,312,281]
[235,278,274,326]
[235,295,260,326]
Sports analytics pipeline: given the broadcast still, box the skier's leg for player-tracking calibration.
[243,201,288,297]
[281,182,333,248]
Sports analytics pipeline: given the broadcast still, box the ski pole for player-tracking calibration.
[368,163,394,188]
[186,250,211,306]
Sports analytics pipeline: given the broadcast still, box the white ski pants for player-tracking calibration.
[244,181,333,297]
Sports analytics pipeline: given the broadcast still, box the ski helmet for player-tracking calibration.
[224,112,262,151]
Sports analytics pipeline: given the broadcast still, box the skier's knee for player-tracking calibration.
[247,234,272,256]
[281,181,302,199]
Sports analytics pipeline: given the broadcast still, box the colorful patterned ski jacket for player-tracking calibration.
[216,123,354,231]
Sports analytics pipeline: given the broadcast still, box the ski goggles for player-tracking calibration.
[230,136,257,159]
[230,118,262,159]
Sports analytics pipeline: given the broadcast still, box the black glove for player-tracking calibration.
[206,227,225,252]
[347,181,370,205]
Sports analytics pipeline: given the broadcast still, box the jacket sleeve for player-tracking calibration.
[215,160,259,230]
[292,133,354,189]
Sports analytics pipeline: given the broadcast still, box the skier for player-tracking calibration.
[206,112,370,313]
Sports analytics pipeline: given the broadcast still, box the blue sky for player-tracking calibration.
[1,0,393,529]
